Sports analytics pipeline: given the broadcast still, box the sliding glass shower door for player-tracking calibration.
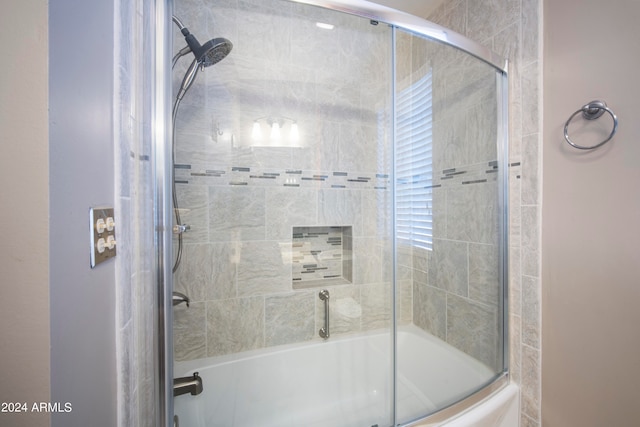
[167,1,508,426]
[171,1,395,426]
[394,29,506,425]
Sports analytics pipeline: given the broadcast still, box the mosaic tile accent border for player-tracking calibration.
[174,160,520,189]
[174,164,391,189]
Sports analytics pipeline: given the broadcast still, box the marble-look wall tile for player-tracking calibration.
[413,283,446,340]
[174,130,233,166]
[509,167,522,241]
[296,118,340,171]
[174,243,237,302]
[265,292,315,347]
[397,279,413,324]
[432,109,467,171]
[521,345,541,421]
[431,187,447,239]
[522,276,540,348]
[395,31,413,84]
[318,189,362,235]
[208,186,265,241]
[412,246,429,273]
[362,189,392,238]
[468,243,500,306]
[521,413,540,427]
[522,61,539,137]
[447,183,498,245]
[428,239,469,296]
[521,0,539,66]
[175,183,210,243]
[521,133,540,205]
[205,242,238,300]
[314,75,365,124]
[392,245,414,303]
[339,122,389,173]
[237,240,291,296]
[443,56,496,119]
[510,314,522,384]
[521,205,540,277]
[207,296,264,357]
[509,246,522,317]
[446,294,499,370]
[466,0,520,43]
[426,2,465,35]
[465,101,498,164]
[174,302,207,361]
[265,188,318,240]
[361,283,392,331]
[352,237,385,285]
[233,146,294,171]
[235,0,291,64]
[264,62,319,119]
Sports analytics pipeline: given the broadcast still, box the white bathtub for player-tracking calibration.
[174,325,518,427]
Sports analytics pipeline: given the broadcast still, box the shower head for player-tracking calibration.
[172,16,233,68]
[192,37,233,67]
[178,23,233,67]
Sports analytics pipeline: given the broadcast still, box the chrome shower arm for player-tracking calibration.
[171,16,192,69]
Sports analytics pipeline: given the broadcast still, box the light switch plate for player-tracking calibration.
[90,207,116,268]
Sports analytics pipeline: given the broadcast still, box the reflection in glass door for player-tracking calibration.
[171,2,395,426]
[167,1,507,426]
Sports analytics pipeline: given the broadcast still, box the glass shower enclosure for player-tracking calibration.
[163,0,508,426]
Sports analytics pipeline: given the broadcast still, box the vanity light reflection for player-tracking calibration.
[251,116,301,147]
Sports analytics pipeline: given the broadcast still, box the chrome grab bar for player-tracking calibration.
[319,289,330,339]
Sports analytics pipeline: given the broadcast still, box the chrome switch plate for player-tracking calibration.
[90,207,116,268]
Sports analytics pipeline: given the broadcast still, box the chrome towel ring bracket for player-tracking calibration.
[563,100,618,150]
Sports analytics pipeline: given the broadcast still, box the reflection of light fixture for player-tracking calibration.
[250,116,301,147]
[316,22,334,30]
[252,121,262,140]
[290,122,299,143]
[270,120,281,141]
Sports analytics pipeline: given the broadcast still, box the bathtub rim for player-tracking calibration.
[174,324,495,377]
[402,374,511,427]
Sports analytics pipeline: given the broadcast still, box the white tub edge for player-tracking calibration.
[408,382,519,427]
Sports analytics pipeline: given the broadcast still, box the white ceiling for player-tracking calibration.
[371,0,446,18]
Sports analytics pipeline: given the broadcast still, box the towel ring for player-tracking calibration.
[563,100,618,150]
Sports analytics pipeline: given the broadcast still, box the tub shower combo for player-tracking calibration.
[164,0,512,425]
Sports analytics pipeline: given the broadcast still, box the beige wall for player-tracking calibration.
[542,0,640,425]
[0,1,51,427]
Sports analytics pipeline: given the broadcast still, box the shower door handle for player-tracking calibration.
[319,289,330,339]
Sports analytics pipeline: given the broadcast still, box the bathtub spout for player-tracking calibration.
[174,372,203,397]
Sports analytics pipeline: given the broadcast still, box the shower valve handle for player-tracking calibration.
[173,224,191,234]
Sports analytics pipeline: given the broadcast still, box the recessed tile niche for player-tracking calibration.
[292,226,352,289]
